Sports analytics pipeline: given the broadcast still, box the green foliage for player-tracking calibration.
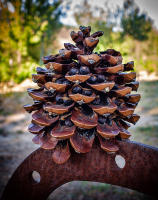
[0,0,158,84]
[121,0,152,41]
[0,0,62,83]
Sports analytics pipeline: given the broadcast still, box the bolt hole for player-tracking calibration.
[115,155,126,169]
[31,171,41,183]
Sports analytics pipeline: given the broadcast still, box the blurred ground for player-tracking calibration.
[0,81,158,199]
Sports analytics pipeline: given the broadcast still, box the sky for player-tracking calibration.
[60,0,158,29]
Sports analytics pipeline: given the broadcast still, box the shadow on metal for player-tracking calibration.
[1,140,158,200]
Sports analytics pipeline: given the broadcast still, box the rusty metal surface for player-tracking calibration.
[1,139,158,200]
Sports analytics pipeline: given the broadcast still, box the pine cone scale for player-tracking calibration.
[24,26,140,164]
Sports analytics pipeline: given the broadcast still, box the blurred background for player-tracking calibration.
[0,0,158,199]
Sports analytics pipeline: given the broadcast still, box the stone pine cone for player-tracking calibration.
[24,26,141,164]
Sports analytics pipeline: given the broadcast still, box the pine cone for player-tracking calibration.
[24,26,140,164]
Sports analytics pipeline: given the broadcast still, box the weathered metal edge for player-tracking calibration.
[1,139,158,200]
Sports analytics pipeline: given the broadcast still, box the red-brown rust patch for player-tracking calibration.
[3,140,158,198]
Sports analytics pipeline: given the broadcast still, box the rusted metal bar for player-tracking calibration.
[1,139,158,200]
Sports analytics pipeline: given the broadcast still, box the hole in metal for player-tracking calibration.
[115,155,126,169]
[31,171,41,183]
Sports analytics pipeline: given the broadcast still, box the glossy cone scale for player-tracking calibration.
[24,26,140,164]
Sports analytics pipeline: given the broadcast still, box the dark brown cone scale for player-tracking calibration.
[71,108,98,129]
[40,133,58,150]
[97,120,120,139]
[89,98,117,115]
[70,131,95,153]
[87,81,115,92]
[51,122,76,139]
[32,109,59,126]
[32,132,58,150]
[69,86,96,104]
[28,123,44,134]
[98,135,119,153]
[43,101,75,115]
[24,25,140,164]
[52,142,71,164]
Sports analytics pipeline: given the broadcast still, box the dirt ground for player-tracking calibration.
[0,81,158,199]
